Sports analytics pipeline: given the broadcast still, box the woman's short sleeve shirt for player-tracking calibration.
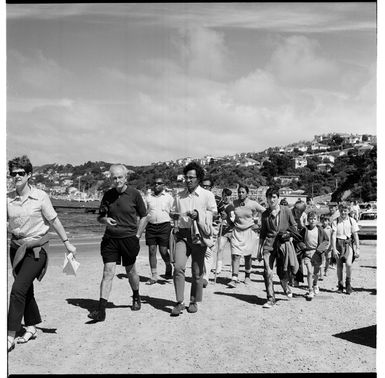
[7,187,57,240]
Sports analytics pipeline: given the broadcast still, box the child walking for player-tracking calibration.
[300,211,329,300]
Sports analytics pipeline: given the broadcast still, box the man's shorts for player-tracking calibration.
[303,250,322,267]
[100,235,140,266]
[145,222,171,247]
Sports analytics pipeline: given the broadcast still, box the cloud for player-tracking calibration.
[176,27,229,79]
[7,50,72,95]
[7,3,376,33]
[267,35,340,88]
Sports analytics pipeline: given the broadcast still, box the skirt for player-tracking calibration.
[230,227,258,257]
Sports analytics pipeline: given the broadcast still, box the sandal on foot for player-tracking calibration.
[17,329,37,344]
[8,338,15,352]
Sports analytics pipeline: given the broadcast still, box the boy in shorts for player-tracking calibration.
[300,211,329,300]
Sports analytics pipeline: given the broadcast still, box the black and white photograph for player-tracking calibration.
[3,1,381,376]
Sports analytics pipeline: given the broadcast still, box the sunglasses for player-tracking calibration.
[10,171,27,177]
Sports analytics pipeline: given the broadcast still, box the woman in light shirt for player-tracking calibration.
[228,184,265,288]
[7,155,76,352]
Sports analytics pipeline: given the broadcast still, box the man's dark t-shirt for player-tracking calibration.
[99,187,147,238]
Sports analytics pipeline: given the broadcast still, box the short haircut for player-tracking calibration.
[183,161,205,182]
[338,203,350,211]
[110,164,128,175]
[202,176,214,187]
[222,188,232,196]
[320,214,330,222]
[280,198,288,206]
[307,211,318,219]
[237,183,249,194]
[8,155,33,174]
[266,186,280,199]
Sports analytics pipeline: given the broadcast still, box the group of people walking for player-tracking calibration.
[7,155,361,352]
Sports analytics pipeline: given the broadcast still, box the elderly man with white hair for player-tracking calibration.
[88,164,147,322]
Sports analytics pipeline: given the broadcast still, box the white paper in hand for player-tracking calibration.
[63,253,80,276]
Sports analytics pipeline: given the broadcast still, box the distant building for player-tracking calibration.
[273,175,300,185]
[317,163,333,173]
[294,157,307,169]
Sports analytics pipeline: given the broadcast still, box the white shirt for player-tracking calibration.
[7,186,57,241]
[172,185,217,229]
[332,216,359,239]
[145,191,174,224]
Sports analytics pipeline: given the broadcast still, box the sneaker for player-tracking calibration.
[187,302,198,313]
[306,291,314,300]
[337,283,344,294]
[313,285,320,295]
[171,302,185,317]
[262,300,276,309]
[146,278,158,285]
[244,277,251,285]
[330,265,336,270]
[88,309,106,322]
[131,296,141,311]
[285,287,293,298]
[227,279,238,288]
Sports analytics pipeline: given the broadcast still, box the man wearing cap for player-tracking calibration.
[142,177,173,284]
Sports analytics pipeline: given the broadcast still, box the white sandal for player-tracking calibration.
[8,337,15,352]
[17,328,37,344]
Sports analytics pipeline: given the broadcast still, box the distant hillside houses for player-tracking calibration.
[273,175,300,185]
[148,132,375,169]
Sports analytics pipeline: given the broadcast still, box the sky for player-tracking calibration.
[6,2,377,166]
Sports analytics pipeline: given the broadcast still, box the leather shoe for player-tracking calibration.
[171,302,185,316]
[131,296,141,311]
[187,302,198,313]
[88,309,106,322]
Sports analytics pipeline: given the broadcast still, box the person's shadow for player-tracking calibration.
[140,295,176,314]
[116,273,148,282]
[66,298,130,324]
[214,291,267,306]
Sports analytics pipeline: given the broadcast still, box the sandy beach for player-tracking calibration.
[7,234,376,375]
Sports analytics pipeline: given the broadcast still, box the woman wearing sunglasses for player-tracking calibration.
[7,155,76,352]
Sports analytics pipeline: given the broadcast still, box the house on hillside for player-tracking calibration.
[317,163,333,173]
[273,175,299,185]
[294,157,307,169]
[311,142,329,151]
[319,154,335,163]
[297,144,308,152]
[237,157,260,167]
[357,144,374,155]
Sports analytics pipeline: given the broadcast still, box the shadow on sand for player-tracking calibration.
[333,325,376,349]
[140,295,176,314]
